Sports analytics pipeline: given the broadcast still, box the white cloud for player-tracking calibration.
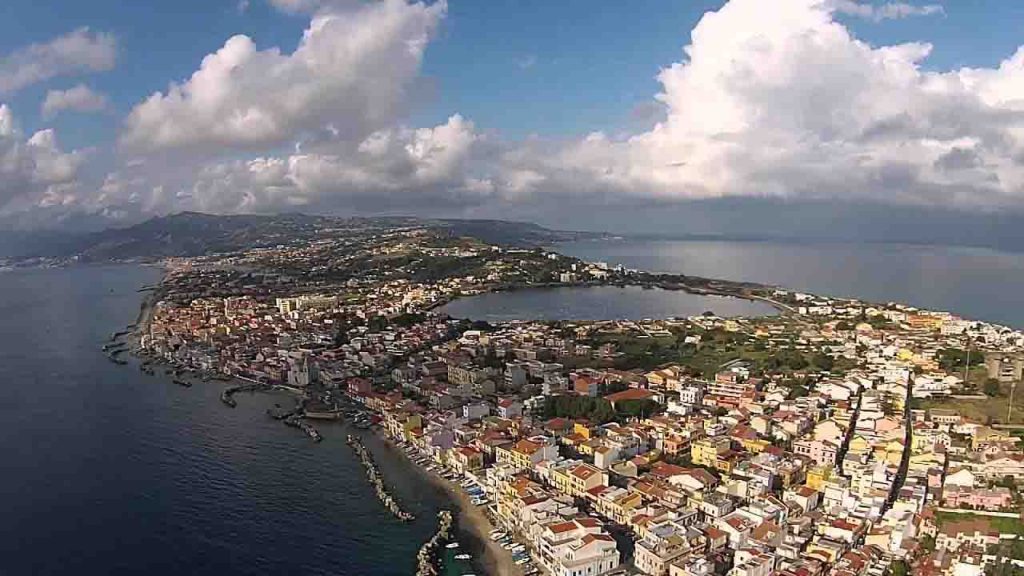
[473,0,1024,210]
[830,1,944,21]
[102,114,483,215]
[0,28,117,95]
[41,84,109,119]
[121,0,445,152]
[0,104,84,210]
[36,0,1024,223]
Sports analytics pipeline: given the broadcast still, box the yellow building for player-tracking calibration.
[805,465,834,493]
[691,437,731,468]
[847,435,871,456]
[574,422,594,440]
[872,439,904,466]
[738,437,771,454]
[551,463,605,498]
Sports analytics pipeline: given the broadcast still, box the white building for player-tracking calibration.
[536,517,620,576]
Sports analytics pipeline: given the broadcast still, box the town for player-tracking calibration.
[135,224,1024,576]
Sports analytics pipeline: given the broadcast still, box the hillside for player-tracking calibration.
[9,212,603,262]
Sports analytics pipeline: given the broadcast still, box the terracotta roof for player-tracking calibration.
[547,521,578,534]
[512,439,542,455]
[605,389,656,403]
[571,464,600,480]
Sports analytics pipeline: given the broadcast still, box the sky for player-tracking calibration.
[3,0,1024,240]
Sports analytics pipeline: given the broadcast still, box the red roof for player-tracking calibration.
[605,389,655,403]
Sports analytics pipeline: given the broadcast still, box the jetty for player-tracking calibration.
[346,435,414,522]
[220,383,262,408]
[284,416,323,442]
[415,510,454,576]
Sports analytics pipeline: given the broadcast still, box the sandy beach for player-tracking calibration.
[383,438,524,576]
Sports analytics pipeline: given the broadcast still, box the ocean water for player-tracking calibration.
[557,239,1024,328]
[0,265,480,576]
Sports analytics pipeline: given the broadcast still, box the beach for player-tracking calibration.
[382,438,524,576]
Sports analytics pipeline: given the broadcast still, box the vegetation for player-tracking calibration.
[920,391,1024,425]
[934,512,1024,536]
[938,348,986,372]
[987,540,1024,576]
[542,395,617,424]
[541,394,662,424]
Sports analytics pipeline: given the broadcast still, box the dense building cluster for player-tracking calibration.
[139,226,1024,576]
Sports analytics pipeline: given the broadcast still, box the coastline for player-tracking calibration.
[379,436,523,576]
[130,265,166,349]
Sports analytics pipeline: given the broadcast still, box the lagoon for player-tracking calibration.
[438,285,777,322]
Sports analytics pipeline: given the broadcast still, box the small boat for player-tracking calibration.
[455,554,471,560]
[446,542,460,549]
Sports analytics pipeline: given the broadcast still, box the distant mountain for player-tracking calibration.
[7,212,604,262]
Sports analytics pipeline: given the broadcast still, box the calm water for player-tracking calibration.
[440,285,776,322]
[0,265,479,576]
[557,239,1024,328]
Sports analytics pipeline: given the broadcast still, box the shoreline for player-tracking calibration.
[378,436,523,576]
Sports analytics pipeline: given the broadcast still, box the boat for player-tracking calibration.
[455,554,471,560]
[173,378,192,388]
[446,542,460,549]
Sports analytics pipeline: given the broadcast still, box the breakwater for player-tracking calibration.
[346,435,415,522]
[284,415,322,442]
[415,510,453,576]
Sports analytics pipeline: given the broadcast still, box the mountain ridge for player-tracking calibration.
[4,212,605,262]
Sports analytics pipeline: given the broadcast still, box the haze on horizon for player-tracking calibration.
[2,0,1024,247]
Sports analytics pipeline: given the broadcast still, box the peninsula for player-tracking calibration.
[111,214,1023,576]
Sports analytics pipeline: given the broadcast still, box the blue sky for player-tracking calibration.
[4,0,1023,147]
[4,0,1024,233]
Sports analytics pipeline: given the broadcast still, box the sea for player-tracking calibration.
[2,239,1023,575]
[0,265,479,576]
[556,239,1024,329]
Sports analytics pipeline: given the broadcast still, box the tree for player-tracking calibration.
[616,399,662,419]
[984,378,1002,397]
[938,348,985,372]
[788,385,810,399]
[920,534,936,553]
[891,560,909,576]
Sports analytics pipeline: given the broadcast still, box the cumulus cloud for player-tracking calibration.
[830,1,944,21]
[100,114,483,215]
[472,0,1024,210]
[0,105,85,210]
[33,0,1024,224]
[121,0,445,152]
[0,28,117,95]
[41,84,110,119]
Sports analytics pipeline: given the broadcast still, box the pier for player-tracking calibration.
[346,435,414,522]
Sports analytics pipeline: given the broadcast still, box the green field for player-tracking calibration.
[934,511,1024,535]
[919,383,1024,425]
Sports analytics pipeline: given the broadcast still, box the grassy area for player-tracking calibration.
[934,511,1024,535]
[587,327,842,377]
[919,383,1024,425]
